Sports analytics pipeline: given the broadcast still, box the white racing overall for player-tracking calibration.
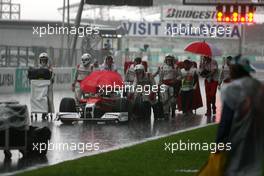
[159,64,176,115]
[74,64,93,101]
[133,73,156,105]
[125,64,136,83]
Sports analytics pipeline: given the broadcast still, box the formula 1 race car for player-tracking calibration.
[56,70,129,124]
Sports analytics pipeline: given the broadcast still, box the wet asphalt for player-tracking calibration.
[0,83,221,175]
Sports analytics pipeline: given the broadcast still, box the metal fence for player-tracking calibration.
[0,45,82,67]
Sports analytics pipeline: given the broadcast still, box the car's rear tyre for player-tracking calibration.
[152,101,165,119]
[60,119,74,125]
[59,98,76,112]
[132,98,151,120]
[4,150,12,159]
[94,108,104,119]
[115,98,129,112]
[59,98,76,124]
[142,102,151,120]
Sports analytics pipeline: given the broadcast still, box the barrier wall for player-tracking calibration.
[53,68,75,91]
[0,67,76,94]
[15,68,30,93]
[0,68,16,93]
[1,65,264,94]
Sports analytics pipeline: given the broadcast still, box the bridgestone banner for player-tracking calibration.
[162,5,216,21]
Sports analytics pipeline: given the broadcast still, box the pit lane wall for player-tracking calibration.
[1,64,264,94]
[0,67,76,94]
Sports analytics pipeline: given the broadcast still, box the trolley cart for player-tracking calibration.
[0,101,29,159]
[30,79,54,121]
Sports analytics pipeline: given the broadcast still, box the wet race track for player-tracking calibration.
[0,81,221,175]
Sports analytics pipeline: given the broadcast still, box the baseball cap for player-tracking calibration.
[231,55,256,73]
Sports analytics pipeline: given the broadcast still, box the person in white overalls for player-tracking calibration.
[125,57,142,83]
[100,55,117,72]
[218,56,232,89]
[72,53,93,102]
[154,54,179,117]
[38,52,55,120]
[131,64,156,119]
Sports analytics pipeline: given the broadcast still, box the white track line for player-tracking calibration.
[175,169,199,173]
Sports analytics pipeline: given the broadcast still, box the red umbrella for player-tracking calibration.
[184,41,222,57]
[80,70,124,93]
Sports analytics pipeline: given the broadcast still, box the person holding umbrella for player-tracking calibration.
[199,55,219,117]
[184,41,222,117]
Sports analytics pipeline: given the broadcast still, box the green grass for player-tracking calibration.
[17,125,217,176]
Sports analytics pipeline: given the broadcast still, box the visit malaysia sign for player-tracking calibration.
[122,21,241,39]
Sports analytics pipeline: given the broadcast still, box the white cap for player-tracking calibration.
[81,53,92,66]
[134,64,145,71]
[165,53,175,59]
[39,52,49,58]
[81,53,92,60]
[39,52,49,67]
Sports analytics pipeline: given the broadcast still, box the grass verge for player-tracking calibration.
[17,124,217,176]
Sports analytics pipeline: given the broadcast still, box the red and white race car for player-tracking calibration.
[56,70,129,124]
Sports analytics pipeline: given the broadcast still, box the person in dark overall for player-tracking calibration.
[179,59,198,116]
